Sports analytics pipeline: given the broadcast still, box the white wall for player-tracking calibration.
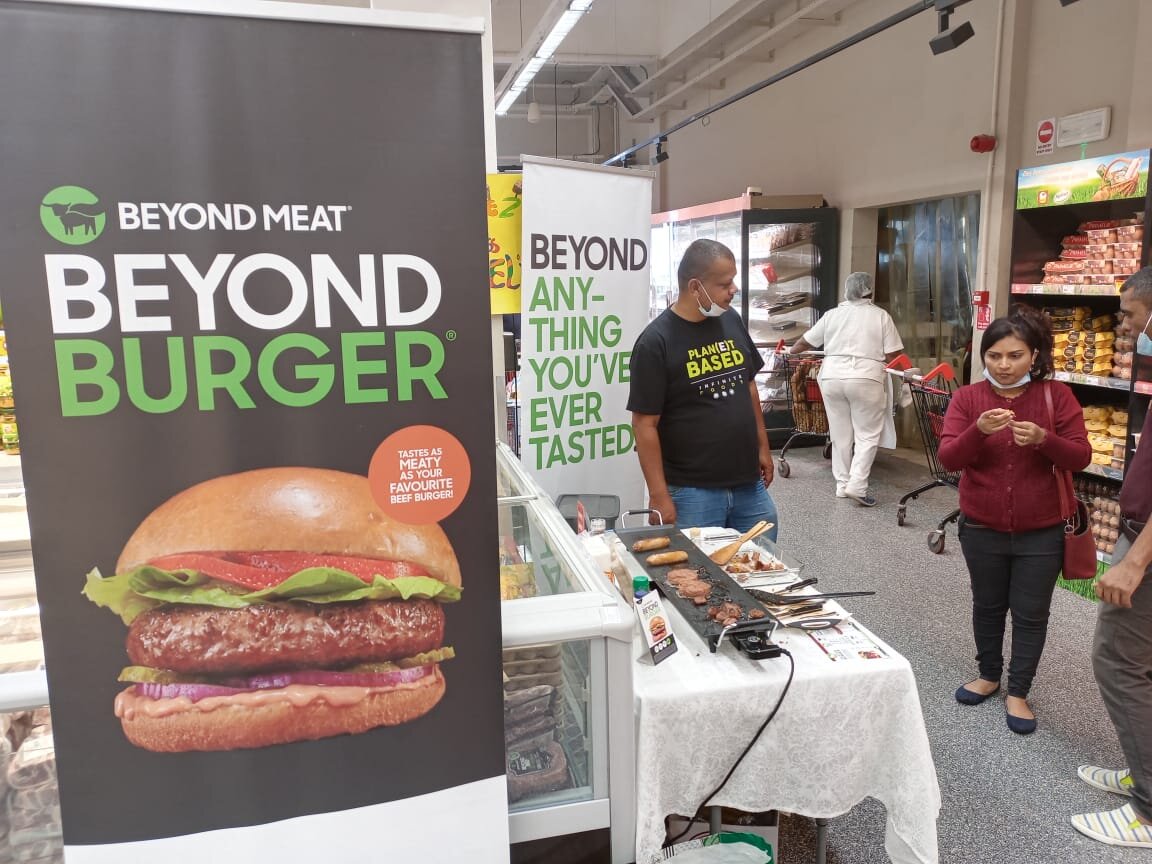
[645,0,1149,317]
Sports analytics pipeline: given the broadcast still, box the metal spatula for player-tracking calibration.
[708,519,774,566]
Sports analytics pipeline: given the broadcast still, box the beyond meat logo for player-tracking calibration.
[40,186,106,245]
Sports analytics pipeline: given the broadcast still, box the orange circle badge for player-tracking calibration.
[368,426,471,524]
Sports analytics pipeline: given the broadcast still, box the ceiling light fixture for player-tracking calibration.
[1058,0,1080,5]
[496,0,594,116]
[654,138,669,164]
[526,101,542,124]
[929,0,974,55]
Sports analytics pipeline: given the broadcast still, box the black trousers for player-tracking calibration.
[957,516,1064,698]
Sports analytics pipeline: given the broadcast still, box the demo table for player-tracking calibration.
[629,577,940,863]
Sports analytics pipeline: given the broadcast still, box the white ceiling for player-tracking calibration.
[491,0,865,119]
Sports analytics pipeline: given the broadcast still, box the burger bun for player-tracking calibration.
[118,467,460,587]
[119,669,446,752]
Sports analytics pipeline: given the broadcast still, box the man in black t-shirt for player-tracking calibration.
[627,239,778,536]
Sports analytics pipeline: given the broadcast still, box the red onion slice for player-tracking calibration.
[134,665,433,702]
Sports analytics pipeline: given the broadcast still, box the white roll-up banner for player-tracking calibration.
[0,1,509,861]
[519,158,652,516]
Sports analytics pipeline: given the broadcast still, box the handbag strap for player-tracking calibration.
[1043,382,1075,523]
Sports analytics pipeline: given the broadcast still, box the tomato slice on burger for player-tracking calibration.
[146,551,430,591]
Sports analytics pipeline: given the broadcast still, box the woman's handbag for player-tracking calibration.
[1044,384,1097,580]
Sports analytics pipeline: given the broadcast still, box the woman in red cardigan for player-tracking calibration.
[938,307,1091,734]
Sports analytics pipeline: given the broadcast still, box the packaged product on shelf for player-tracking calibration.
[1044,258,1085,272]
[0,413,18,455]
[1085,228,1119,243]
[5,724,61,864]
[1084,259,1114,274]
[1113,241,1142,258]
[1113,362,1133,380]
[1112,409,1129,426]
[1082,405,1113,422]
[1084,244,1113,260]
[1087,314,1115,331]
[1059,247,1089,260]
[1062,234,1090,247]
[7,728,55,792]
[499,563,537,601]
[1114,258,1142,276]
[1042,273,1086,285]
[506,740,570,803]
[1115,225,1143,241]
[1081,359,1114,375]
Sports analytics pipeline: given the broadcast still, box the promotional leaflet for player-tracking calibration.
[519,157,652,512]
[0,2,508,862]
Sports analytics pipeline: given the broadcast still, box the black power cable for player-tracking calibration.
[663,646,796,848]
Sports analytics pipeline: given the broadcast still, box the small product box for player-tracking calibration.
[635,580,677,665]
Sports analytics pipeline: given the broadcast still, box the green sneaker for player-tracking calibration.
[1078,765,1134,797]
[1071,803,1152,848]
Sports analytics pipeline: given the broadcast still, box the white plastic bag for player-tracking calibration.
[653,832,775,864]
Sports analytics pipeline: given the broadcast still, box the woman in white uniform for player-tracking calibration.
[790,272,904,506]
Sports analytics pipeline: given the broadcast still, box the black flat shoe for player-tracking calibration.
[955,682,1000,705]
[1006,707,1037,735]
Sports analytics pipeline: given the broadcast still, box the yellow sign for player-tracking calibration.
[487,173,522,314]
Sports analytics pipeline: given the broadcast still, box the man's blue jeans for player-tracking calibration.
[667,480,779,539]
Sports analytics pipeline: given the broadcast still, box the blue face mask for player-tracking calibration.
[1138,317,1152,357]
[983,368,1031,389]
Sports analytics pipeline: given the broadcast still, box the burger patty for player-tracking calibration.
[126,599,445,675]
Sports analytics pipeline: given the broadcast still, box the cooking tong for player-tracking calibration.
[748,583,876,606]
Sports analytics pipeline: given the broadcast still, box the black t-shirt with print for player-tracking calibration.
[627,307,765,488]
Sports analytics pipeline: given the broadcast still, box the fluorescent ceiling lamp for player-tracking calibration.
[495,0,594,116]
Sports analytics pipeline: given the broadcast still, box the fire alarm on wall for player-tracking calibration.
[970,134,997,153]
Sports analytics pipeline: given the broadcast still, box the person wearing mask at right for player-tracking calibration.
[938,306,1090,735]
[789,272,904,506]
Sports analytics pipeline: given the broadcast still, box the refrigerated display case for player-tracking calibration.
[650,195,839,443]
[496,442,636,864]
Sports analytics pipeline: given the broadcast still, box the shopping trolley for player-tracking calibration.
[772,344,831,478]
[893,362,960,554]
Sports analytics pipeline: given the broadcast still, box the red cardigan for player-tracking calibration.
[937,380,1091,533]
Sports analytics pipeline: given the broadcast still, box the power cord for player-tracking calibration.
[663,646,795,848]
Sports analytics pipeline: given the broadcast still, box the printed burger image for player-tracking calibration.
[82,467,460,752]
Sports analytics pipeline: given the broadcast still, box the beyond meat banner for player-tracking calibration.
[0,2,508,861]
[519,157,651,513]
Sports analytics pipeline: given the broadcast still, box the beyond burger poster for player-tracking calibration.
[0,2,508,861]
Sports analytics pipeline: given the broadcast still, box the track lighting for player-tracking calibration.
[654,138,669,164]
[929,1,975,55]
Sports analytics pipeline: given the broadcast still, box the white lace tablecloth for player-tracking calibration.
[631,568,940,863]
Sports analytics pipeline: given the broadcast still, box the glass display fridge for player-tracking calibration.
[497,442,636,864]
[650,195,839,442]
[0,446,636,864]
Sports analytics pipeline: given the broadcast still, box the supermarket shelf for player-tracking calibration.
[1083,463,1124,481]
[1053,371,1133,391]
[1137,381,1152,396]
[1010,283,1122,296]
